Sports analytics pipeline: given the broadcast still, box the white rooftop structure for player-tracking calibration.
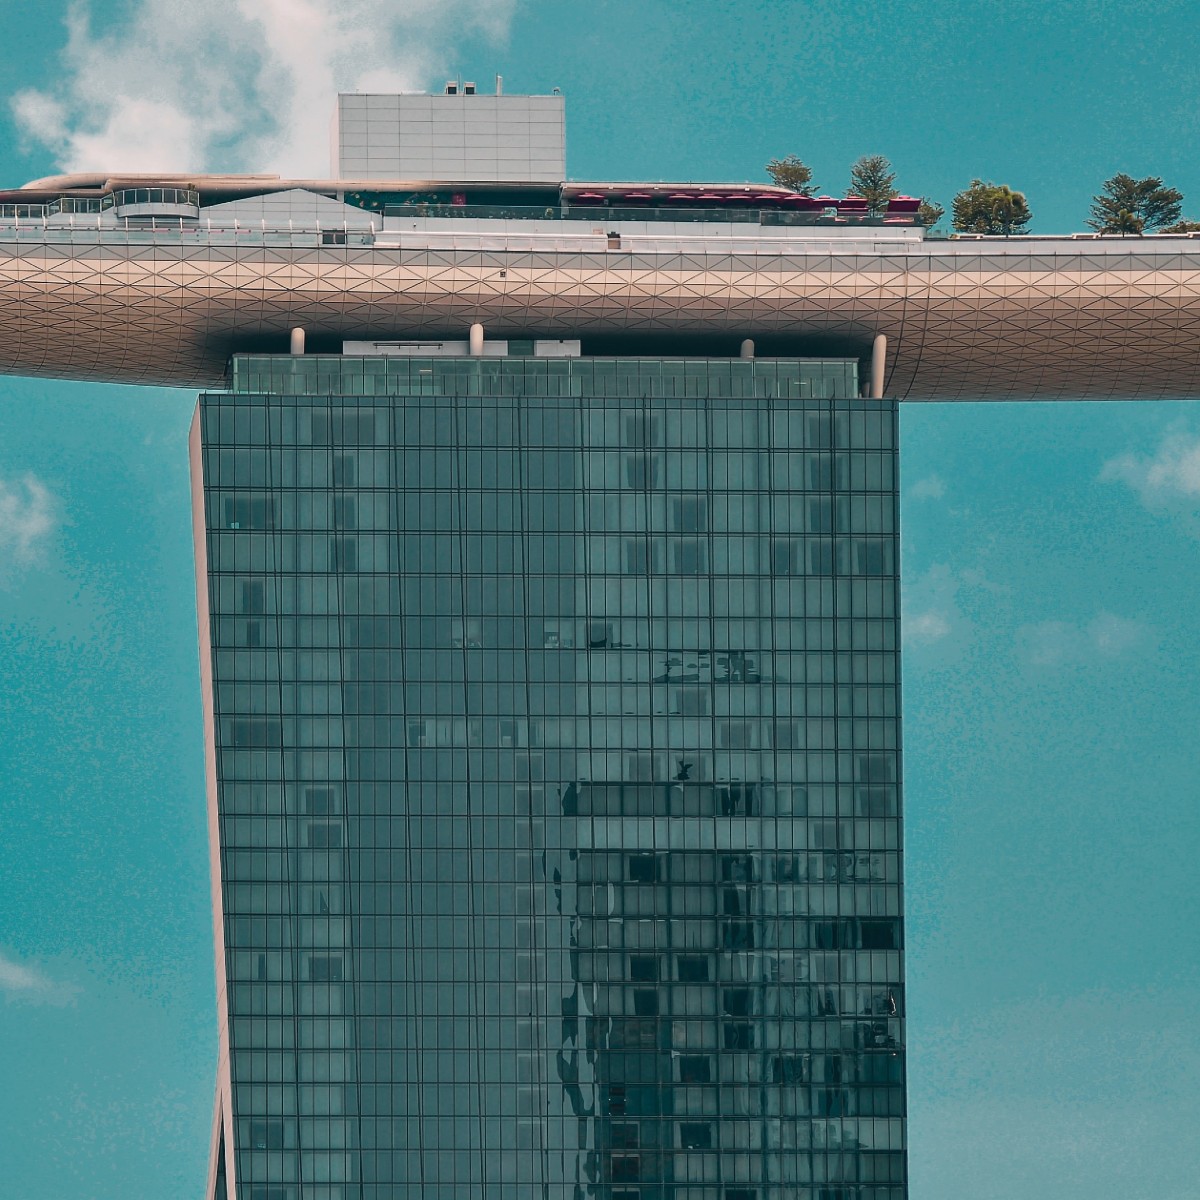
[332,85,566,183]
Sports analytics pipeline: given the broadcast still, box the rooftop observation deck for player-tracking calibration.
[2,173,1200,399]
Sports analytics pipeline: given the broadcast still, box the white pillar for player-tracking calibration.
[870,333,887,398]
[740,338,755,359]
[469,322,484,356]
[289,327,305,356]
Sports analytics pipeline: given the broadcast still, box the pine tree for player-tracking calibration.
[765,155,816,196]
[1088,174,1183,235]
[849,155,899,216]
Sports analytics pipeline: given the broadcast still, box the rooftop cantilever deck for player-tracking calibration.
[1,170,1199,399]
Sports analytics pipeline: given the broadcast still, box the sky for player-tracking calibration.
[1,2,1198,1197]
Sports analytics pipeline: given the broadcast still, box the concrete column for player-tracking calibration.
[289,327,305,356]
[870,333,887,398]
[469,322,484,356]
[740,338,755,359]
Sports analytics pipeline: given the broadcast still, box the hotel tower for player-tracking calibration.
[4,83,1200,1200]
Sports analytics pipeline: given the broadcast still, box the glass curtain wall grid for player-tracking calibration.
[194,355,906,1200]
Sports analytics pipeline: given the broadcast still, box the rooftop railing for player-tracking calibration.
[382,201,924,226]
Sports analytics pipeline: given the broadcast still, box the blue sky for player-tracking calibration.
[1,3,1199,1197]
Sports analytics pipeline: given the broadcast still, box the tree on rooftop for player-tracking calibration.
[1161,219,1200,234]
[918,199,945,229]
[1088,174,1183,235]
[765,155,816,196]
[951,180,1032,235]
[849,155,899,216]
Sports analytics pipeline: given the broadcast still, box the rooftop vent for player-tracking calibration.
[445,81,458,95]
[464,81,476,95]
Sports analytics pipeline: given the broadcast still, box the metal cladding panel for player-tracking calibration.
[3,234,1200,398]
[335,92,566,183]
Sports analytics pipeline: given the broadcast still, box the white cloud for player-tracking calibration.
[903,562,978,656]
[0,949,75,1004]
[1101,428,1200,504]
[1017,611,1152,667]
[11,0,517,176]
[0,472,55,564]
[909,473,946,500]
[907,608,952,644]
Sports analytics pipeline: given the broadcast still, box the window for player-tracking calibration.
[807,496,833,532]
[611,1156,640,1182]
[809,539,834,574]
[854,536,890,575]
[223,496,275,529]
[723,921,755,950]
[625,454,659,489]
[719,786,756,816]
[240,580,265,614]
[306,822,342,850]
[624,540,653,574]
[679,1055,711,1084]
[311,409,376,445]
[309,955,343,982]
[333,496,357,529]
[227,719,282,748]
[771,539,799,575]
[587,622,613,648]
[624,414,659,447]
[671,497,707,532]
[331,536,357,571]
[721,855,754,883]
[628,854,660,883]
[633,989,659,1016]
[679,1123,712,1150]
[249,1119,284,1150]
[332,453,356,487]
[860,919,900,950]
[677,956,709,983]
[672,539,705,574]
[772,1056,807,1085]
[611,1123,640,1149]
[722,989,751,1016]
[629,955,659,982]
[305,787,337,815]
[724,1023,753,1052]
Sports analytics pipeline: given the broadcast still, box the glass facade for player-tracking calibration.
[195,355,905,1200]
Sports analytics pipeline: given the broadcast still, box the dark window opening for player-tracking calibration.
[611,1155,640,1182]
[723,989,751,1016]
[629,956,659,982]
[723,1022,753,1051]
[677,956,709,983]
[772,1056,807,1085]
[632,989,659,1017]
[628,854,660,883]
[721,854,754,883]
